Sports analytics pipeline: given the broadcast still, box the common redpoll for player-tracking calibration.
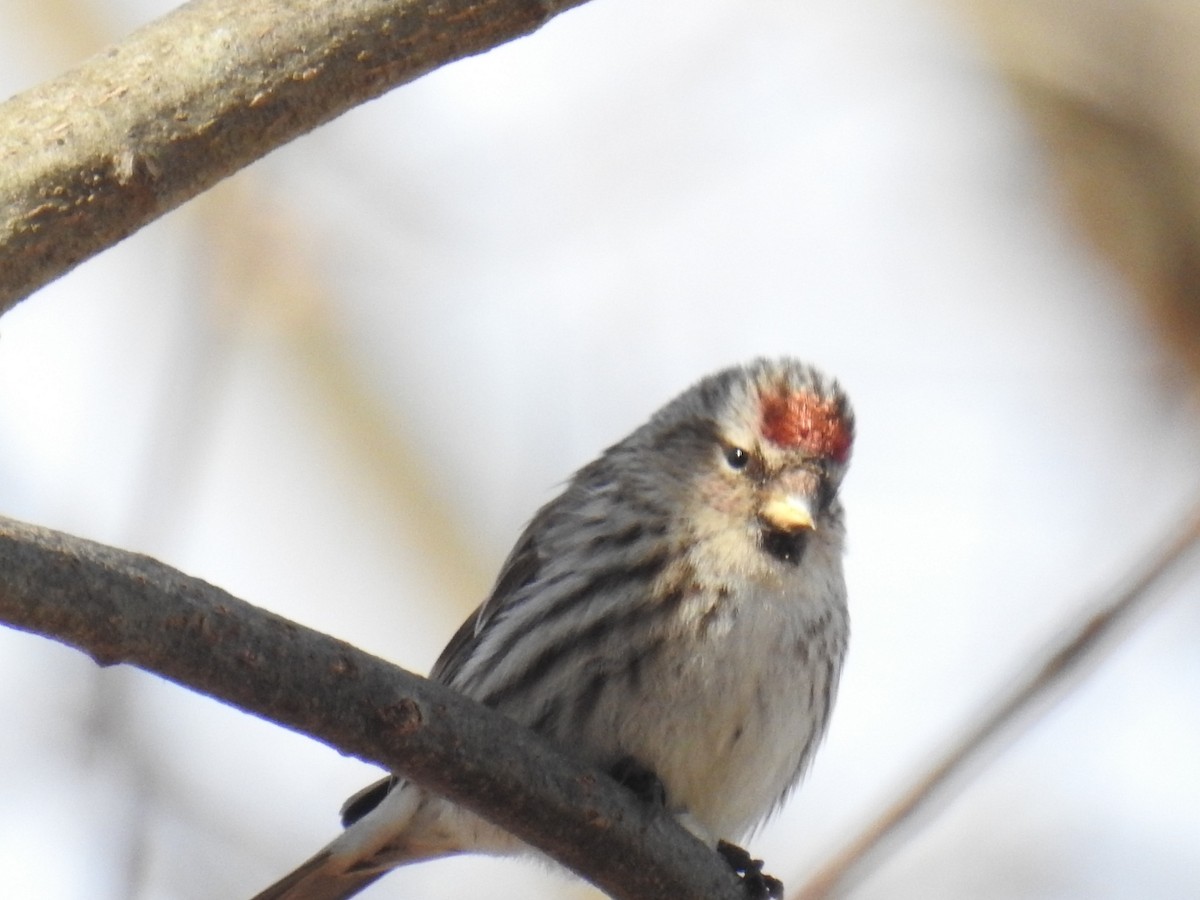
[253,358,854,900]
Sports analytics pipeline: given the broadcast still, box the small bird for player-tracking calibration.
[253,358,854,900]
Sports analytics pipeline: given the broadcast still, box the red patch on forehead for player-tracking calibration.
[760,390,852,462]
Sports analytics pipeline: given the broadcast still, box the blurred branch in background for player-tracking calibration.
[791,9,1200,892]
[0,515,750,900]
[0,0,592,311]
[796,499,1200,899]
[196,180,493,613]
[955,0,1200,381]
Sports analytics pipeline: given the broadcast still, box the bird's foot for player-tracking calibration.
[717,840,783,900]
[607,761,781,898]
[608,756,668,808]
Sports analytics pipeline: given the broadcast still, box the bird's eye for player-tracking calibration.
[724,446,751,471]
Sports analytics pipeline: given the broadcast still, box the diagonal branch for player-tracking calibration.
[794,499,1200,899]
[0,0,591,313]
[0,514,746,900]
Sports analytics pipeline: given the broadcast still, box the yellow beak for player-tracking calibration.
[760,495,815,532]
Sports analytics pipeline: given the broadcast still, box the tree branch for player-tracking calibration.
[0,514,747,900]
[0,0,590,314]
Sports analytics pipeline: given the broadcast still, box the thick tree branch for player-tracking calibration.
[0,515,746,900]
[0,0,590,313]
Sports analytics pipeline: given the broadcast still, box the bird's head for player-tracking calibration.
[639,359,854,575]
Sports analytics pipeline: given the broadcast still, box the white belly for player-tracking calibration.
[585,572,848,842]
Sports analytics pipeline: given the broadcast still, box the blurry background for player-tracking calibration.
[1,0,1198,898]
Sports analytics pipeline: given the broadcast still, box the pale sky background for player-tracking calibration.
[1,1,1199,899]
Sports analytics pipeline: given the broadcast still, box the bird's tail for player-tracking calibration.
[249,849,388,900]
[250,776,527,899]
[250,783,435,900]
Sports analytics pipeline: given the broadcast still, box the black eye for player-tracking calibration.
[724,446,750,470]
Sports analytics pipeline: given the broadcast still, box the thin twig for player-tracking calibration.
[795,500,1200,899]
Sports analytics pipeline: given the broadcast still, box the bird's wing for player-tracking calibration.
[428,516,544,685]
[317,510,547,841]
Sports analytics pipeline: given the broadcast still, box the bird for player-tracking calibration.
[252,357,854,900]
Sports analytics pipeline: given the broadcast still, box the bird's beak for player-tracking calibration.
[760,494,815,532]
